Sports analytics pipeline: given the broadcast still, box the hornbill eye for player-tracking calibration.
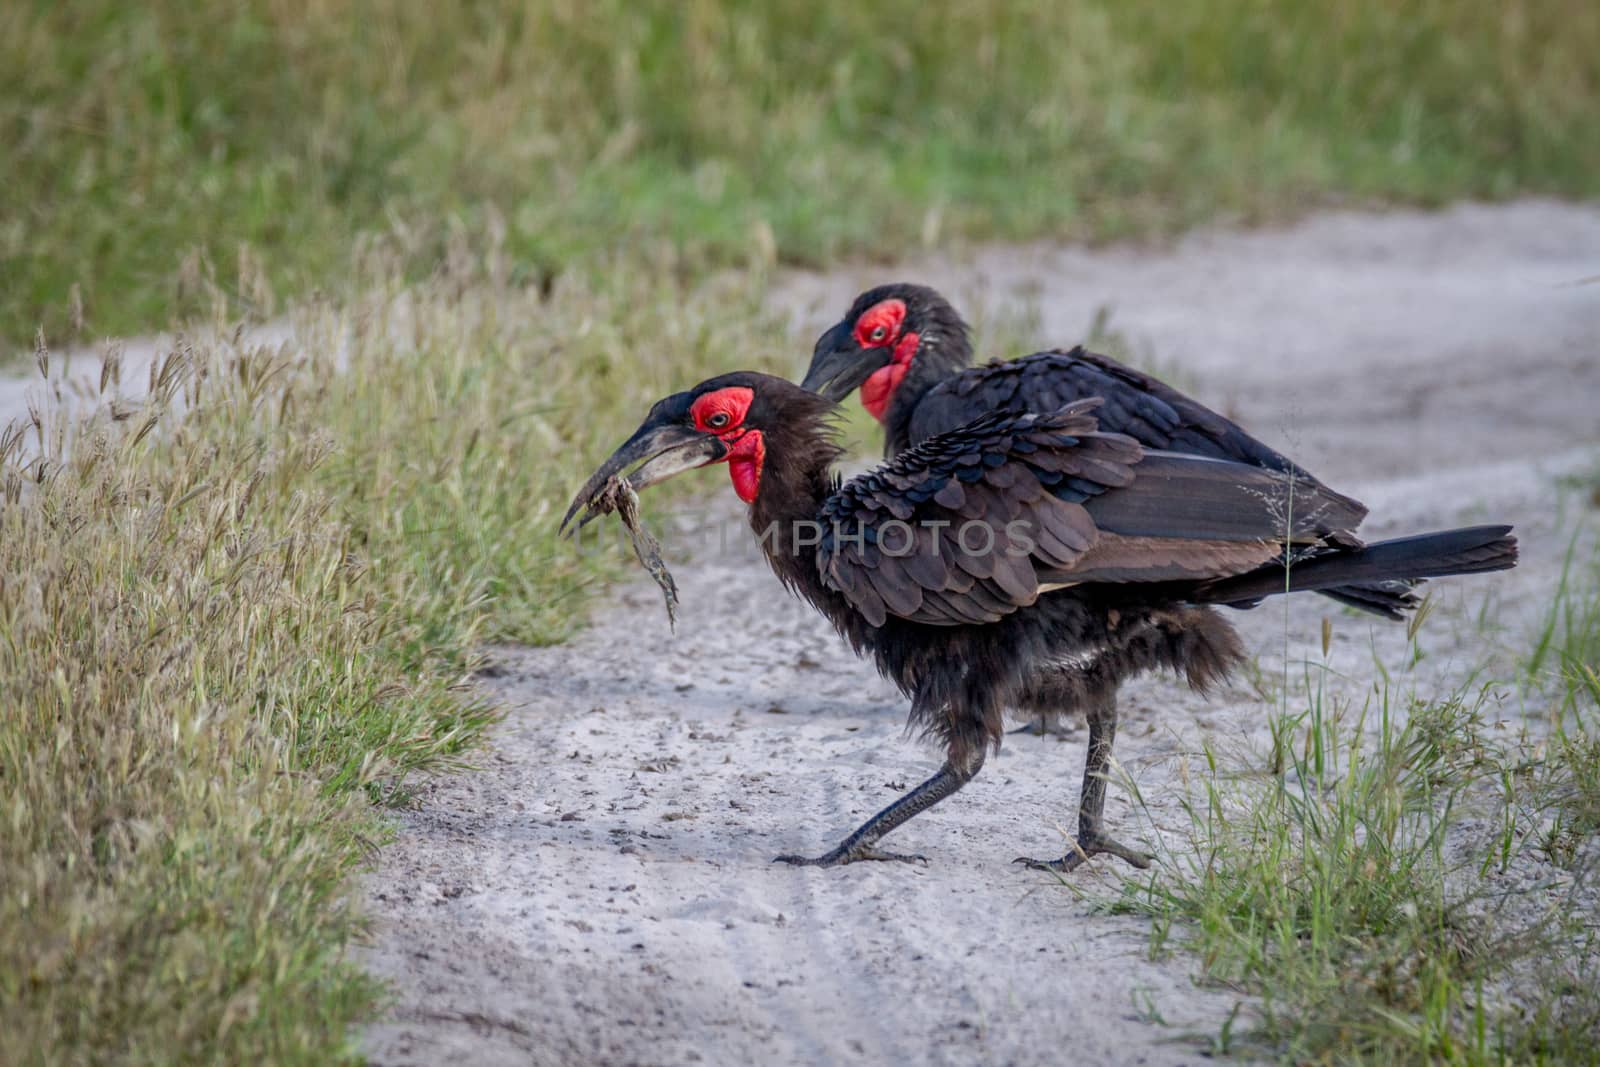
[869,326,888,342]
[707,412,731,429]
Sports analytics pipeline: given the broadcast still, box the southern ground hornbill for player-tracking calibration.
[801,283,1416,622]
[563,372,1516,871]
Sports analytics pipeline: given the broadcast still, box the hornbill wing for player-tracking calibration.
[817,401,1371,628]
[1082,451,1367,543]
[908,347,1312,478]
[816,401,1124,627]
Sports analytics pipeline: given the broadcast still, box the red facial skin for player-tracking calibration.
[852,299,919,421]
[690,386,766,502]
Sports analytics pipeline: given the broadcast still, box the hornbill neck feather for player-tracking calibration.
[746,414,850,612]
[747,418,843,541]
[906,295,974,378]
[883,297,971,452]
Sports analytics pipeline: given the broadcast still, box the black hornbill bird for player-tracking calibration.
[564,372,1516,872]
[800,283,1416,622]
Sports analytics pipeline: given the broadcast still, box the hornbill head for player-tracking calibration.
[561,372,834,533]
[800,283,970,419]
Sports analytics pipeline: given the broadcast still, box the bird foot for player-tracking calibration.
[1013,833,1152,874]
[774,845,928,868]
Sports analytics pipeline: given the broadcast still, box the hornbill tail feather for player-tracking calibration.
[1196,525,1517,609]
[1312,581,1422,620]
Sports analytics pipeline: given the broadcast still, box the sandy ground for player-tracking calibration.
[8,202,1592,1065]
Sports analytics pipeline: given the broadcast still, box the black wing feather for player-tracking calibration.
[818,400,1370,627]
[907,347,1303,475]
[902,346,1410,616]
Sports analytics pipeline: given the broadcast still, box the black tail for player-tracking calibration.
[1317,580,1421,621]
[1195,525,1517,612]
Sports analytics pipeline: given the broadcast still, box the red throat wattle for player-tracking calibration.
[860,331,919,422]
[724,430,766,502]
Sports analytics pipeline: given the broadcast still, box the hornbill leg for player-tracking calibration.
[775,752,985,868]
[1014,692,1152,874]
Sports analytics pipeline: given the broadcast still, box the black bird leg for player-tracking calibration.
[775,752,985,867]
[1015,692,1151,874]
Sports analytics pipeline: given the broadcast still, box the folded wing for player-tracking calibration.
[818,399,1369,627]
[908,347,1308,474]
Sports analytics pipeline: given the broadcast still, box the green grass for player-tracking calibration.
[1115,683,1600,1063]
[1529,533,1600,716]
[1528,532,1600,862]
[0,253,784,1063]
[7,0,1600,347]
[1108,566,1600,1063]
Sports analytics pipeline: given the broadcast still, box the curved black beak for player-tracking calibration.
[799,320,889,401]
[560,415,726,536]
